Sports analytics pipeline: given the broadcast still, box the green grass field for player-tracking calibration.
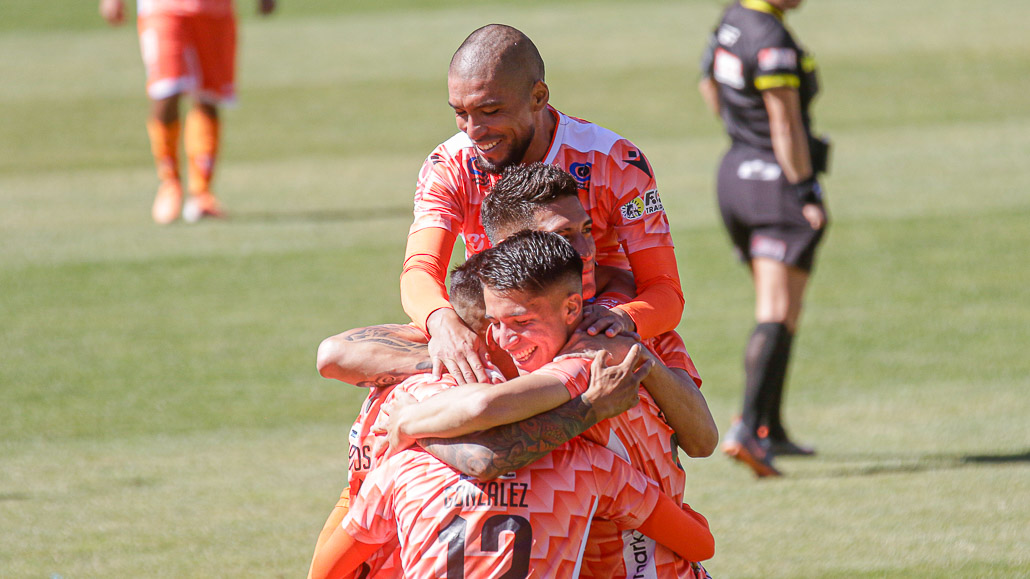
[2,0,1028,576]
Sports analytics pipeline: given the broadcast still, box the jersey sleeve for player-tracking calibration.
[648,331,702,388]
[401,147,469,331]
[343,459,400,547]
[400,227,458,332]
[636,498,716,562]
[602,142,684,339]
[410,148,467,235]
[752,23,801,91]
[532,356,592,398]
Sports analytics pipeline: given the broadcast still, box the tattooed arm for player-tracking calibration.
[316,324,432,387]
[419,394,598,481]
[420,347,654,481]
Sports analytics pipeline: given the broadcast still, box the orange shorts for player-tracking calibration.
[137,12,237,103]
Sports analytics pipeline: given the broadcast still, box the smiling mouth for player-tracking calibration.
[477,139,500,153]
[510,345,537,364]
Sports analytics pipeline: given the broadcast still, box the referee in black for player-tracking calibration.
[699,0,829,477]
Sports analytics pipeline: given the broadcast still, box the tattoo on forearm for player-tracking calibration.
[354,360,433,388]
[342,326,430,355]
[421,395,598,480]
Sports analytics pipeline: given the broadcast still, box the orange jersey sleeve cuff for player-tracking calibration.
[637,497,715,562]
[616,246,684,339]
[308,528,381,579]
[400,227,458,332]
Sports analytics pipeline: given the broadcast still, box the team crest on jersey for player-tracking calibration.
[569,162,592,189]
[758,47,797,71]
[467,156,490,186]
[717,24,741,46]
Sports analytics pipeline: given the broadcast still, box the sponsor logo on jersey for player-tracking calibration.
[758,47,797,71]
[624,150,652,178]
[751,235,787,261]
[643,189,664,215]
[713,48,745,89]
[737,159,782,181]
[569,162,593,189]
[621,197,646,221]
[467,156,490,186]
[430,153,444,165]
[717,24,741,46]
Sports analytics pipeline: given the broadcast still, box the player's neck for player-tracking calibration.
[521,106,559,165]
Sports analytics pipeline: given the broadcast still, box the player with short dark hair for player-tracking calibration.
[385,232,713,577]
[699,0,829,476]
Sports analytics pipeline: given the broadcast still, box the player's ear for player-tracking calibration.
[529,80,549,112]
[563,292,583,326]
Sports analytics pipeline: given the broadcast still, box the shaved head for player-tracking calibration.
[450,24,545,89]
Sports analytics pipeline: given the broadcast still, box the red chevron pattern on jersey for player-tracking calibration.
[344,438,660,578]
[534,355,696,578]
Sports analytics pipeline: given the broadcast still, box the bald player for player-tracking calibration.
[402,24,685,385]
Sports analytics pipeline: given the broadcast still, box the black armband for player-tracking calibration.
[788,177,823,205]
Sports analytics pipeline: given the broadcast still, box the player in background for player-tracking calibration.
[402,24,685,384]
[383,231,713,578]
[99,0,275,223]
[310,436,714,579]
[699,0,829,477]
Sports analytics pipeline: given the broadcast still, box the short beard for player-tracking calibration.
[476,125,536,174]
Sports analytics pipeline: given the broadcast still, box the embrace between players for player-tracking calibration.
[308,25,719,579]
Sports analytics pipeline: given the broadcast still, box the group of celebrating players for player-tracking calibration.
[308,0,829,572]
[307,24,717,578]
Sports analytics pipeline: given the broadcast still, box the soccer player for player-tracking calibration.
[310,437,714,579]
[308,253,656,578]
[699,0,828,476]
[401,24,685,384]
[384,231,712,578]
[98,0,275,223]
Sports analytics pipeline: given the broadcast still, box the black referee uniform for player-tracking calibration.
[703,0,828,271]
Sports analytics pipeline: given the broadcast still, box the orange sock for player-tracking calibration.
[146,118,180,183]
[184,107,220,195]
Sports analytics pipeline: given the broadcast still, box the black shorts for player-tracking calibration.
[716,143,827,272]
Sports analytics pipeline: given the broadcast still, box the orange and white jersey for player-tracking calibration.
[646,330,703,389]
[535,355,696,578]
[344,438,663,578]
[410,107,673,267]
[137,0,233,17]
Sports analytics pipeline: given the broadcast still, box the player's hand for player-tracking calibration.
[582,345,654,421]
[578,304,636,337]
[559,330,639,363]
[99,0,125,25]
[426,308,488,385]
[802,202,826,230]
[372,391,418,460]
[258,0,276,15]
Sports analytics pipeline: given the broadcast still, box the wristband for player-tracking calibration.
[788,176,823,205]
